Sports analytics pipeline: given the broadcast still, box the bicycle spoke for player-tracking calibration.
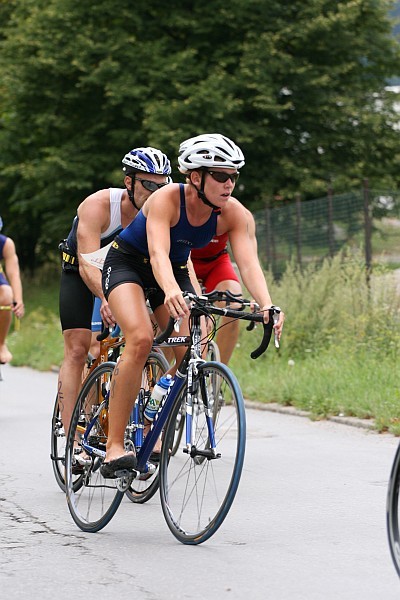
[160,362,246,544]
[65,362,124,532]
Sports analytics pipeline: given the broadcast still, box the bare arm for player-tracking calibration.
[146,186,189,319]
[77,190,115,326]
[3,238,24,318]
[187,255,202,295]
[225,203,284,337]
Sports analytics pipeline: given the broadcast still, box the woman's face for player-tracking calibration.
[192,168,239,206]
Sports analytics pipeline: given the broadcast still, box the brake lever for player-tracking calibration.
[273,312,280,349]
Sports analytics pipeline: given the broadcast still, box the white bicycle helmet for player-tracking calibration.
[122,146,171,175]
[178,133,245,173]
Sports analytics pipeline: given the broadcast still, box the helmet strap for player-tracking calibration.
[126,175,140,211]
[190,171,221,213]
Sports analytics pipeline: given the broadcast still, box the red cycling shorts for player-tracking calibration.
[192,252,240,293]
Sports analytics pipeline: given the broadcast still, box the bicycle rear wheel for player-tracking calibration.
[160,361,246,545]
[51,395,83,492]
[125,350,169,504]
[65,362,124,532]
[387,442,400,576]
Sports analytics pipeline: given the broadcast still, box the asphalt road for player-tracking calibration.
[0,364,399,600]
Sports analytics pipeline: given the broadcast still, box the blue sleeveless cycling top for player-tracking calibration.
[119,184,218,262]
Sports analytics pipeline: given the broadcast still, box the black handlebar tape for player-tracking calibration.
[250,320,273,359]
[96,328,110,342]
[154,317,176,345]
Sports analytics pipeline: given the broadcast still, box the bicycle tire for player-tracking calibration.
[65,362,124,532]
[159,361,246,545]
[387,442,400,577]
[125,350,169,504]
[207,339,220,362]
[51,395,84,493]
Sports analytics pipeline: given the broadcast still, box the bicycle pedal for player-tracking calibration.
[115,469,138,492]
[114,468,135,478]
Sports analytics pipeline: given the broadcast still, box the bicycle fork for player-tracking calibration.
[184,361,220,460]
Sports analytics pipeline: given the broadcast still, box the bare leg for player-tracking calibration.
[0,284,13,363]
[214,280,242,365]
[88,331,100,361]
[105,284,154,463]
[58,328,91,435]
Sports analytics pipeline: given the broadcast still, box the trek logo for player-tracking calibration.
[167,336,189,344]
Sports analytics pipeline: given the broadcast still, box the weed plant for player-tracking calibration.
[230,251,400,434]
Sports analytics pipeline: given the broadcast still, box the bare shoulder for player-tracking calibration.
[144,183,181,218]
[219,196,248,233]
[2,236,17,258]
[228,197,252,216]
[77,188,111,224]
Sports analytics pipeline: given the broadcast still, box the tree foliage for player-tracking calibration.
[0,0,399,269]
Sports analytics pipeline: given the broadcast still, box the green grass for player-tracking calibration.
[7,252,400,434]
[230,251,400,435]
[7,265,63,370]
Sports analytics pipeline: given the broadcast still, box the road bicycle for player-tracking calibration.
[386,445,400,577]
[50,326,126,491]
[64,291,281,544]
[0,302,20,381]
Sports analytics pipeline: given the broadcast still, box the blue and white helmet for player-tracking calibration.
[122,147,171,176]
[0,216,3,232]
[178,133,245,173]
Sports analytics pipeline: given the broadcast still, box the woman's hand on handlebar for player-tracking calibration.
[164,289,190,320]
[266,306,284,341]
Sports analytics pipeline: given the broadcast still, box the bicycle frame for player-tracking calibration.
[74,294,279,478]
[135,306,219,470]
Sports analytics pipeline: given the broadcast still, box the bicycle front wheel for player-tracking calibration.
[160,361,246,545]
[125,350,169,504]
[65,362,124,532]
[387,442,400,576]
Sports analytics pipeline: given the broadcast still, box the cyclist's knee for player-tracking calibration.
[0,285,13,304]
[125,331,153,360]
[63,331,91,365]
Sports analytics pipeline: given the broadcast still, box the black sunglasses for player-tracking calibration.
[135,176,168,192]
[205,169,240,184]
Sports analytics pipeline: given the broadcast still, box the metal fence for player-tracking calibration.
[253,182,400,278]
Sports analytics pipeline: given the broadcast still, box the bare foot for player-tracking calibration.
[0,345,12,364]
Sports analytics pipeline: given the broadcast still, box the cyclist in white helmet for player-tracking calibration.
[99,133,285,477]
[57,146,172,440]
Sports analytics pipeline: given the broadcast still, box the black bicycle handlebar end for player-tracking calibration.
[154,317,176,345]
[96,327,110,342]
[250,320,273,359]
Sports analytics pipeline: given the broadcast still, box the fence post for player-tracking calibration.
[295,192,302,269]
[327,183,334,257]
[363,178,372,286]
